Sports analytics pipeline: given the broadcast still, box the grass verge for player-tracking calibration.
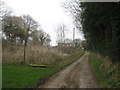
[3,50,84,88]
[89,53,119,88]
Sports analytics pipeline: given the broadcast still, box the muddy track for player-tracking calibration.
[39,52,99,88]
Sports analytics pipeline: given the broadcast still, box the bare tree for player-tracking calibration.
[21,15,39,64]
[0,1,12,20]
[2,16,24,44]
[56,23,68,43]
[31,30,51,46]
[2,14,51,64]
[39,30,50,46]
[61,0,81,28]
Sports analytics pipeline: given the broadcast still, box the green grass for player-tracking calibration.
[2,65,58,88]
[3,50,84,88]
[89,53,119,88]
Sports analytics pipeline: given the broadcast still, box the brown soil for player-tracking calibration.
[39,52,99,88]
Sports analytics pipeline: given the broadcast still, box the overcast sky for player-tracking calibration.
[2,0,84,46]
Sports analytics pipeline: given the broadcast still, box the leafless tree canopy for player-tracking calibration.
[0,1,12,20]
[31,30,51,46]
[56,23,68,43]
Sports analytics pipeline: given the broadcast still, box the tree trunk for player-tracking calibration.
[23,39,27,64]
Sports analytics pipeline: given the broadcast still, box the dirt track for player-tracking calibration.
[39,52,99,88]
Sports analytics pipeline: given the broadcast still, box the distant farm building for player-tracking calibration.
[57,43,74,47]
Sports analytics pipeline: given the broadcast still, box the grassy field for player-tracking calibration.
[3,65,58,88]
[3,50,84,88]
[89,53,119,88]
